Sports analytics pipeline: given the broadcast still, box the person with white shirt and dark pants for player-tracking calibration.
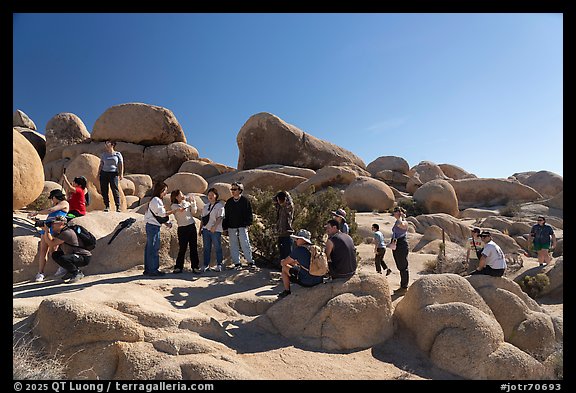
[144,182,184,277]
[170,189,200,274]
[471,231,507,277]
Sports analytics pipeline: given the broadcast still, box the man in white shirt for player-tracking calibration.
[471,231,507,277]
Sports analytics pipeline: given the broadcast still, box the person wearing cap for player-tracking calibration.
[390,206,410,293]
[471,231,507,277]
[42,215,91,284]
[274,191,294,262]
[223,182,256,270]
[325,219,357,279]
[61,172,88,218]
[465,227,484,271]
[331,208,349,235]
[528,216,556,267]
[27,188,70,282]
[277,229,324,298]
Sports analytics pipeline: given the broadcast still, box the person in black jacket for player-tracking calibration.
[222,182,255,270]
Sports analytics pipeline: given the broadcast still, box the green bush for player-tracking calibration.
[519,273,550,298]
[248,187,361,263]
[500,201,521,217]
[26,192,51,211]
[397,199,427,217]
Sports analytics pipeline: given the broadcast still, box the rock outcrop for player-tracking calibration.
[13,130,44,210]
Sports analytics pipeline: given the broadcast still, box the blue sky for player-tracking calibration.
[13,13,563,179]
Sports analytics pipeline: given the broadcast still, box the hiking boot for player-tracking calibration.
[54,266,67,277]
[67,271,84,284]
[61,272,75,281]
[34,273,45,282]
[277,289,291,298]
[104,207,110,212]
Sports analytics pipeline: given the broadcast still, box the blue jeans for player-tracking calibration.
[144,223,161,273]
[228,227,254,265]
[202,229,223,268]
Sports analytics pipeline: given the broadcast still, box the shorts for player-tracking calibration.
[533,241,551,251]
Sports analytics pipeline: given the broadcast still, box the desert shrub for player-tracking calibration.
[397,199,427,217]
[433,249,468,275]
[26,192,51,211]
[13,334,66,380]
[518,273,550,298]
[249,187,360,263]
[500,201,521,217]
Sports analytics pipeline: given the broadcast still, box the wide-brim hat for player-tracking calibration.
[331,208,347,221]
[290,229,312,244]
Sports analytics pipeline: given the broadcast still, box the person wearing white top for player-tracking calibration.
[143,182,184,277]
[170,190,200,274]
[199,188,225,272]
[471,231,507,277]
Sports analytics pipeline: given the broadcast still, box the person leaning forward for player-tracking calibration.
[42,215,91,284]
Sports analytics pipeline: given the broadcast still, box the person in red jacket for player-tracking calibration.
[61,173,88,218]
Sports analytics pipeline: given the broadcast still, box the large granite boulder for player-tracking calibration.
[366,156,410,176]
[413,179,459,217]
[237,112,366,170]
[44,113,91,163]
[92,103,186,145]
[260,273,394,351]
[13,130,44,210]
[517,170,563,199]
[343,176,395,212]
[406,161,449,194]
[13,109,37,130]
[449,178,543,209]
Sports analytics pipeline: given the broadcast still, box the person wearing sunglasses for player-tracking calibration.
[471,231,507,277]
[528,216,556,267]
[222,182,256,270]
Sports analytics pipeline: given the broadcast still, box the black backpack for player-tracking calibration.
[66,224,97,251]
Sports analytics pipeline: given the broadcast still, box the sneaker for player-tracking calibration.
[277,289,291,298]
[34,273,45,282]
[247,263,257,271]
[67,271,84,284]
[192,268,203,274]
[539,263,548,267]
[172,268,183,274]
[104,207,110,212]
[234,264,243,270]
[145,270,166,277]
[116,207,121,212]
[54,266,67,277]
[214,265,223,272]
[386,268,392,276]
[62,272,74,281]
[377,270,382,274]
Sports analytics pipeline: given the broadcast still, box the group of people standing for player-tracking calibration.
[143,181,257,277]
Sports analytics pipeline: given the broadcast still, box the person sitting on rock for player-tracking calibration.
[465,227,484,271]
[471,231,507,277]
[27,189,70,282]
[41,215,91,284]
[278,229,323,298]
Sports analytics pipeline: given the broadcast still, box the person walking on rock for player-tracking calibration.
[372,223,391,275]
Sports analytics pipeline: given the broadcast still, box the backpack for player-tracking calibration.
[302,244,329,277]
[66,224,97,251]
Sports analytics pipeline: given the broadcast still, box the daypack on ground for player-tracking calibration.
[66,224,96,250]
[305,244,329,276]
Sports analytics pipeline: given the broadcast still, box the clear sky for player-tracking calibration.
[13,13,563,179]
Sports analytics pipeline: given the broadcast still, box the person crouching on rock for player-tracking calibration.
[42,215,91,284]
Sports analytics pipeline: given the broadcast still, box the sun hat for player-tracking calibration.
[290,229,312,244]
[331,208,347,221]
